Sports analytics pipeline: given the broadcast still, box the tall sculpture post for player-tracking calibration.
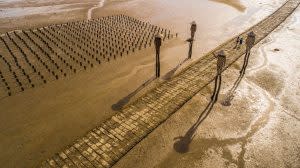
[211,50,226,102]
[241,31,256,74]
[154,33,162,78]
[187,21,197,59]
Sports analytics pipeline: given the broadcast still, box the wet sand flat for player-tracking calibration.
[39,0,300,167]
[0,0,96,33]
[0,0,295,167]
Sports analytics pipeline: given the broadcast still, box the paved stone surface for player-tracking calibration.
[40,0,300,167]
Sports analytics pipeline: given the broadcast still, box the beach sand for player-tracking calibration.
[0,0,290,167]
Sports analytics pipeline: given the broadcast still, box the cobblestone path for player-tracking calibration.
[40,0,300,167]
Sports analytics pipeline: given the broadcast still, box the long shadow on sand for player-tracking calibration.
[112,58,188,111]
[173,98,216,153]
[112,76,156,111]
[173,71,246,153]
[163,58,189,81]
[221,72,245,106]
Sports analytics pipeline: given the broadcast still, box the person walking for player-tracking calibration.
[211,50,226,102]
[154,33,163,78]
[234,36,240,49]
[237,37,243,49]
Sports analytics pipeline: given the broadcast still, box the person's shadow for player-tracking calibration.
[173,98,216,153]
[221,72,245,106]
[112,76,156,111]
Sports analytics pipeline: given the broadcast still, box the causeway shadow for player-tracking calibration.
[221,72,245,106]
[163,58,189,81]
[111,76,156,111]
[173,98,216,153]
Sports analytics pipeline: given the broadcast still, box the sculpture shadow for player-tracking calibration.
[173,98,216,153]
[163,58,189,80]
[221,71,245,106]
[112,76,156,111]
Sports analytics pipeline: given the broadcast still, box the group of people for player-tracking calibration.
[234,36,244,49]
